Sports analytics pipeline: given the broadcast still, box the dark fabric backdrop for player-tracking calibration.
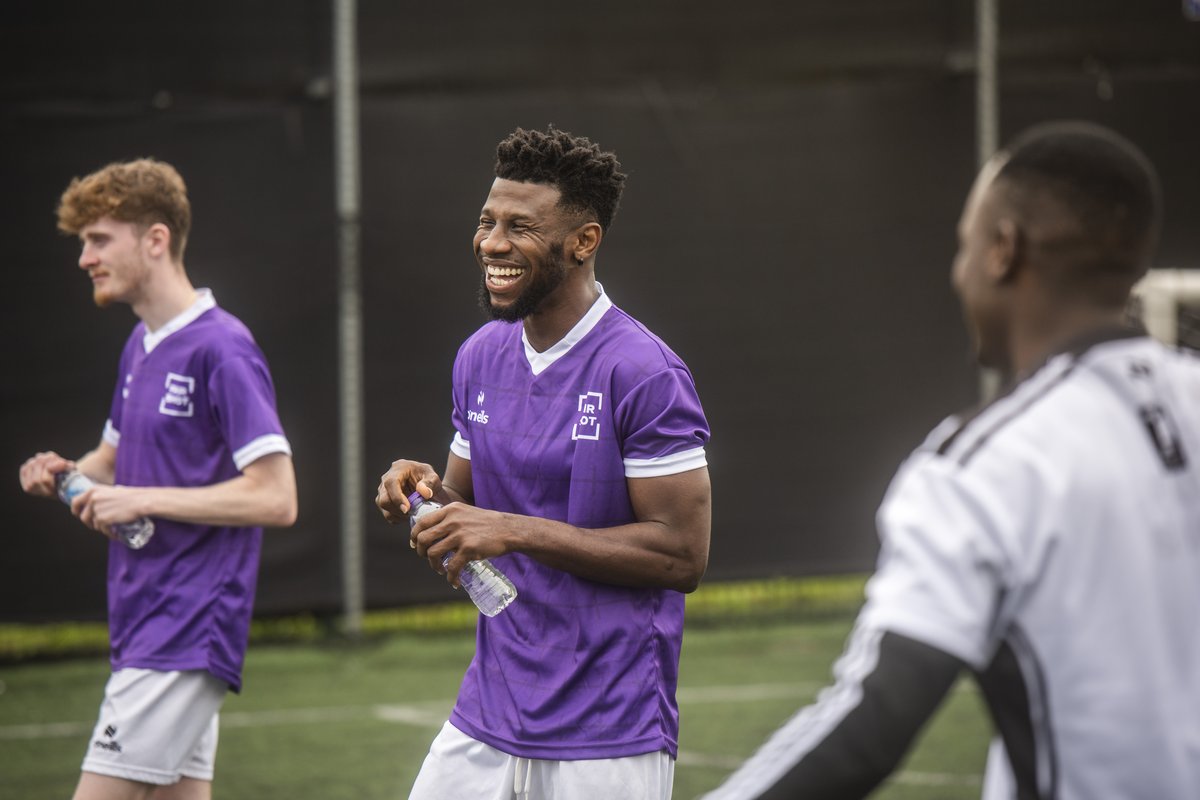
[2,1,1197,621]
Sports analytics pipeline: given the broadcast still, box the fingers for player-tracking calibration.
[19,451,73,497]
[440,551,465,589]
[375,459,441,522]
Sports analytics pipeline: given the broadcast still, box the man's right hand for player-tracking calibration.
[19,451,73,498]
[376,459,442,524]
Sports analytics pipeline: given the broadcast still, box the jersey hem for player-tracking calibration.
[449,711,677,760]
[110,657,241,694]
[859,614,986,671]
[81,761,183,786]
[102,419,121,447]
[624,446,707,478]
[232,433,292,470]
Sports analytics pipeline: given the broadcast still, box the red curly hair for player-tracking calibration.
[57,158,191,261]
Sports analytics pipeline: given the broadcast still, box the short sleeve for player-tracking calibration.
[105,337,137,446]
[450,352,470,459]
[615,368,710,478]
[207,356,291,470]
[858,452,1014,669]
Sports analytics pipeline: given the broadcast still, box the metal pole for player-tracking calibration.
[333,0,364,636]
[976,0,998,170]
[976,0,1002,401]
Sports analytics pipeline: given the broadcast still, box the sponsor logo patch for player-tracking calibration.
[159,372,196,418]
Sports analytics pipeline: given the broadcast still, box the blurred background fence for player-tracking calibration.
[3,0,1199,624]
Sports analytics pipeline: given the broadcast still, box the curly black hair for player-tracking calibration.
[494,126,628,231]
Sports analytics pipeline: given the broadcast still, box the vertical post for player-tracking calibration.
[976,0,998,170]
[333,0,364,636]
[976,0,1002,401]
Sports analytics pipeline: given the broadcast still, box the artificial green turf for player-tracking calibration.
[0,613,991,799]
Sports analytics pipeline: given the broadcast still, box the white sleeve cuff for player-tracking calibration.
[450,431,471,460]
[102,419,121,447]
[233,434,292,470]
[624,446,707,478]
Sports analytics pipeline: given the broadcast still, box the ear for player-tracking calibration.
[141,223,172,261]
[570,222,603,265]
[989,217,1023,284]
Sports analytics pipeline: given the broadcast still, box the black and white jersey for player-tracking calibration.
[703,330,1200,800]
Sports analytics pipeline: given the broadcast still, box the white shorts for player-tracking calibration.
[409,721,675,800]
[81,668,226,785]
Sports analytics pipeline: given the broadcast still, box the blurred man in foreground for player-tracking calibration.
[701,122,1200,799]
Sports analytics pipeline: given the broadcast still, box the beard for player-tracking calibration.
[92,286,115,308]
[477,246,570,323]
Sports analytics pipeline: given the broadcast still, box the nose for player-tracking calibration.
[478,226,511,256]
[79,243,98,270]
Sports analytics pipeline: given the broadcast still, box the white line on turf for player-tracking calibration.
[0,679,978,740]
[676,751,983,788]
[0,683,984,787]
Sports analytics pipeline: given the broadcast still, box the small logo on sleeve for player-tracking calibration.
[572,391,603,441]
[159,372,196,418]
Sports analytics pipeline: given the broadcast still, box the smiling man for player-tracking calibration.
[377,126,712,800]
[18,158,297,800]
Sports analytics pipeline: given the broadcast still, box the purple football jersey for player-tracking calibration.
[101,291,290,691]
[447,289,710,760]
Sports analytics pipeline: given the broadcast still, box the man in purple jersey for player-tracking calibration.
[377,126,712,799]
[18,158,297,800]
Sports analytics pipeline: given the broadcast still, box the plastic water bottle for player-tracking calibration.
[407,491,517,617]
[55,470,156,550]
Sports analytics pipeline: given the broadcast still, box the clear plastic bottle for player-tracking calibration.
[407,491,517,617]
[55,469,156,550]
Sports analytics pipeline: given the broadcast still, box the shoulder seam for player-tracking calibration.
[939,360,1080,467]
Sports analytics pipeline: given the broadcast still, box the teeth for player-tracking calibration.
[487,265,524,277]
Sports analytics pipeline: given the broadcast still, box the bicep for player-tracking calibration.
[442,452,473,505]
[628,466,712,583]
[240,452,297,526]
[241,452,296,492]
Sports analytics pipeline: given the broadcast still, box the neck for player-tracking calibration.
[132,263,198,331]
[521,276,600,353]
[1008,302,1128,376]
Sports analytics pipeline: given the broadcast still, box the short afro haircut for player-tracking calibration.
[996,121,1162,274]
[494,126,627,231]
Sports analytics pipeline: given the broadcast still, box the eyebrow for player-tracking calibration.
[480,208,536,224]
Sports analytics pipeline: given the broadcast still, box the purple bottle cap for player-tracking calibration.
[407,491,423,507]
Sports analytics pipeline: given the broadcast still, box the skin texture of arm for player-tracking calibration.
[376,453,711,592]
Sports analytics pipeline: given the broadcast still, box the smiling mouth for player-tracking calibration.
[486,264,525,289]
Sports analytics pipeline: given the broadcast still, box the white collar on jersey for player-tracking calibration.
[143,288,216,354]
[522,282,613,376]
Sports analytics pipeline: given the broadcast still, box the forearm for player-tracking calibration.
[134,454,296,528]
[409,462,710,592]
[507,515,707,592]
[76,447,115,485]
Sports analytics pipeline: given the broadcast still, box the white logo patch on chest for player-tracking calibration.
[572,391,603,441]
[159,372,196,418]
